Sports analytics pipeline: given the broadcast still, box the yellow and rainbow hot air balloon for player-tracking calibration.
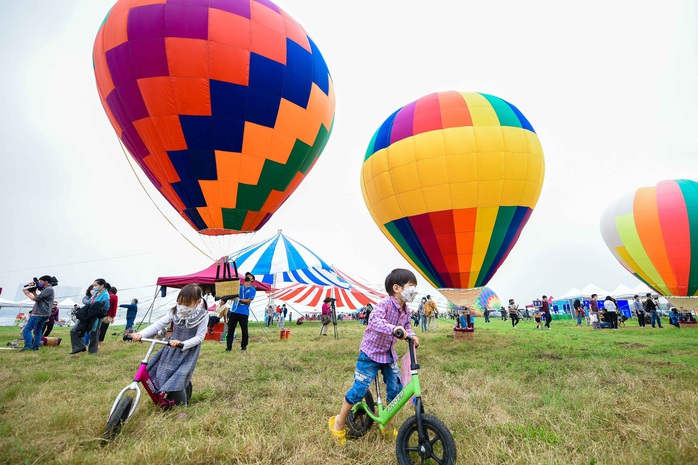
[600,179,698,297]
[360,91,545,290]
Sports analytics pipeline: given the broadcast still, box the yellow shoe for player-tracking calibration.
[328,416,346,446]
[380,426,398,439]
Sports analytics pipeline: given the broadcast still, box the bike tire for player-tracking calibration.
[346,388,375,438]
[396,414,456,465]
[102,396,133,444]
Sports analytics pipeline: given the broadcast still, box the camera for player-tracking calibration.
[23,277,40,292]
[23,276,59,292]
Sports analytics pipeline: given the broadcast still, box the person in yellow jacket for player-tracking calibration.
[425,295,438,331]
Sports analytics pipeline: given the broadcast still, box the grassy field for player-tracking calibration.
[1,316,696,465]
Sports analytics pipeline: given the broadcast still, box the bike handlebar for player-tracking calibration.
[123,334,184,349]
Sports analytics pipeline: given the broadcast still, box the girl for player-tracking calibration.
[132,284,208,405]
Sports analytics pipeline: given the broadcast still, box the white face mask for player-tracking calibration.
[401,285,418,304]
[176,301,199,318]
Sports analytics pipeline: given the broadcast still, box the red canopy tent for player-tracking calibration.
[157,260,271,292]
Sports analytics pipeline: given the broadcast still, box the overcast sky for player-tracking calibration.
[0,1,695,311]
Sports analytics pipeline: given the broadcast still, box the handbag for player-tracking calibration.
[215,258,240,299]
[321,314,331,325]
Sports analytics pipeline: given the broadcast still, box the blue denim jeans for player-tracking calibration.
[420,315,428,332]
[22,316,48,350]
[345,351,402,405]
[651,311,663,328]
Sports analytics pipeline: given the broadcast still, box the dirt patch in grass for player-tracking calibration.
[614,342,648,349]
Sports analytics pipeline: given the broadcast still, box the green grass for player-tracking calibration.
[0,318,696,464]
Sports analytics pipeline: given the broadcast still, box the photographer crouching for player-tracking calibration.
[21,275,58,352]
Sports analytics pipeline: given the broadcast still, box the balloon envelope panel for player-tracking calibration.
[600,179,698,296]
[93,0,335,235]
[361,91,544,289]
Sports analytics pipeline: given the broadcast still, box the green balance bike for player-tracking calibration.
[346,329,456,465]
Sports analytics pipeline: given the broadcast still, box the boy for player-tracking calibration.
[534,307,542,329]
[328,269,420,444]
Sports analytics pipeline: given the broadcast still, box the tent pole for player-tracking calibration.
[148,286,160,324]
[332,287,339,339]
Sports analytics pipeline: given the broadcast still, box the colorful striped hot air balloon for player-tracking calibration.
[600,179,698,297]
[446,286,501,317]
[93,0,335,236]
[360,91,545,290]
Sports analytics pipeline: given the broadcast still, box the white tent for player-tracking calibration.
[559,287,583,299]
[579,283,611,298]
[608,284,635,298]
[57,297,79,309]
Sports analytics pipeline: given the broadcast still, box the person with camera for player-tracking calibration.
[21,275,57,351]
[225,272,256,352]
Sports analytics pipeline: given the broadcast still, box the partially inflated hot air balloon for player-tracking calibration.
[447,286,501,317]
[600,179,698,297]
[93,0,335,236]
[361,91,545,294]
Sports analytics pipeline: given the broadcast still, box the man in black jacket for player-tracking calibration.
[645,293,663,328]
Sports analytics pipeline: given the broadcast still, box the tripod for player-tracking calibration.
[330,300,338,339]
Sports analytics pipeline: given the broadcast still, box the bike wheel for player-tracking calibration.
[102,396,133,444]
[396,414,457,465]
[346,388,375,438]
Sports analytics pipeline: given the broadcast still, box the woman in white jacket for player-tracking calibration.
[604,296,619,330]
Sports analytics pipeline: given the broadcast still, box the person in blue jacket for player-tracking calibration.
[120,298,139,334]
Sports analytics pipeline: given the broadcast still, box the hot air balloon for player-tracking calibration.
[600,179,698,298]
[360,91,545,301]
[93,0,335,237]
[446,286,501,317]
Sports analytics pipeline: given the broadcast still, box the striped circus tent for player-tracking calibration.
[272,268,387,310]
[229,230,350,288]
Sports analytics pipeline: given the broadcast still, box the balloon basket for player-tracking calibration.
[454,328,474,341]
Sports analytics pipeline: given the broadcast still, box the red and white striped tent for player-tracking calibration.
[271,267,387,310]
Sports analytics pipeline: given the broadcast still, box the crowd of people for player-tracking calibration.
[16,270,692,414]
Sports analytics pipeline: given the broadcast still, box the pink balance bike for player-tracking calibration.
[102,335,189,443]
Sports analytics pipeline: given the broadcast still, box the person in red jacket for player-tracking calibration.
[541,295,552,330]
[98,286,119,345]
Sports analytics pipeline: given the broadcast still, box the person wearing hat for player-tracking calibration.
[320,297,333,336]
[226,272,256,351]
[508,298,520,328]
[21,275,56,351]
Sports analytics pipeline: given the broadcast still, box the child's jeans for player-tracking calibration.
[345,351,402,404]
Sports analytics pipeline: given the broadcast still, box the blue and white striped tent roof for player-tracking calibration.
[229,231,350,288]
